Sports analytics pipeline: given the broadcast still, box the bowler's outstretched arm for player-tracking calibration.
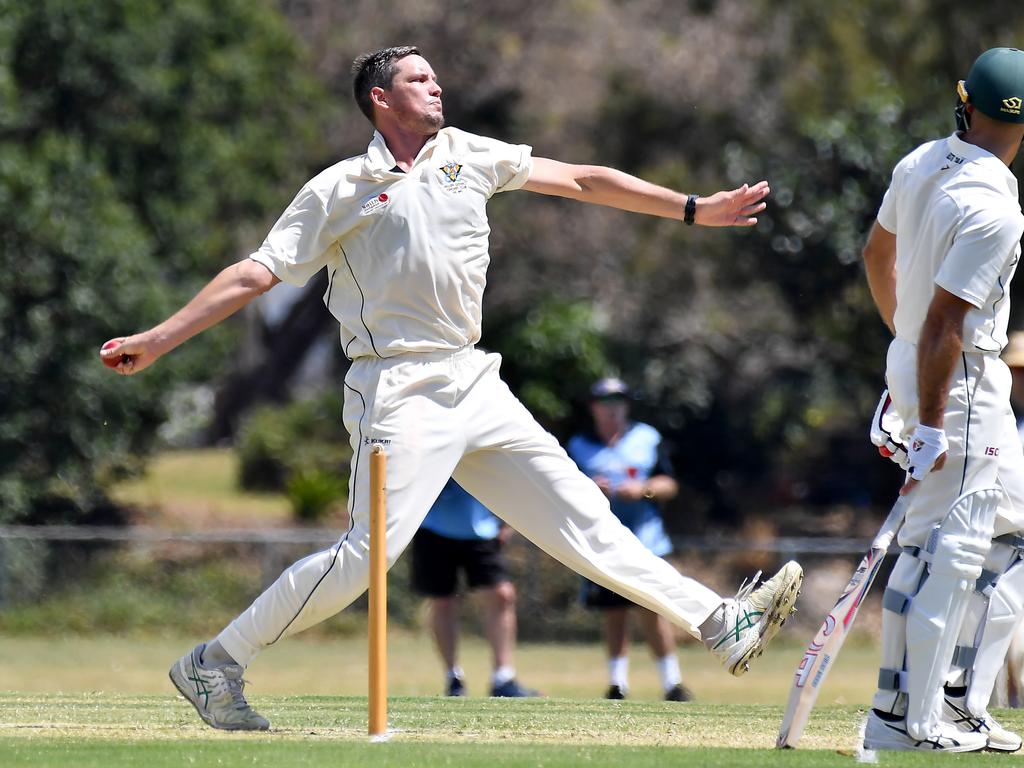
[522,157,769,227]
[100,259,280,375]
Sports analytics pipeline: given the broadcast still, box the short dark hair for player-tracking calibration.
[351,45,420,124]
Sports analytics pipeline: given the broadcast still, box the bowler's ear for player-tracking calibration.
[370,86,389,112]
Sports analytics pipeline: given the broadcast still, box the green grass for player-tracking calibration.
[0,693,1017,767]
[1,634,1017,765]
[0,632,881,703]
[109,449,294,524]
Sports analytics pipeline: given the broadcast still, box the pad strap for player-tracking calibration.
[878,668,907,692]
[975,568,999,596]
[952,645,978,668]
[994,532,1024,552]
[902,545,933,565]
[883,587,912,615]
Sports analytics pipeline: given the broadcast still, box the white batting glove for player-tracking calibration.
[906,424,948,481]
[869,389,910,471]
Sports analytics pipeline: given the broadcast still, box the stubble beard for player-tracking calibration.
[420,109,444,132]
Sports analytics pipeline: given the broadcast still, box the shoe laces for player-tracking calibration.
[734,571,762,604]
[212,665,255,712]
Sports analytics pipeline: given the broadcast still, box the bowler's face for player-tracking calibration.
[383,55,443,133]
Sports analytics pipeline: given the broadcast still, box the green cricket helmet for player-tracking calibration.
[956,47,1024,131]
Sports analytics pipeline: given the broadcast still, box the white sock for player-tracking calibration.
[492,665,516,687]
[447,666,465,682]
[657,654,682,691]
[608,655,629,689]
[699,603,727,646]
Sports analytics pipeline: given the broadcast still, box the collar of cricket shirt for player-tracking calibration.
[948,131,1019,195]
[363,129,445,179]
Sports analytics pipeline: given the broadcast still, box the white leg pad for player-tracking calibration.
[906,487,999,741]
[947,542,1016,688]
[967,548,1024,713]
[872,551,927,715]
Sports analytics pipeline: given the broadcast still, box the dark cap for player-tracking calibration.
[590,377,631,400]
[962,47,1024,124]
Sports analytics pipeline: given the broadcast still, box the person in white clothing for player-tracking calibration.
[861,47,1024,753]
[101,45,802,731]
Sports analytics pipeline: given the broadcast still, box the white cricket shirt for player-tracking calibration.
[250,127,533,358]
[878,132,1024,353]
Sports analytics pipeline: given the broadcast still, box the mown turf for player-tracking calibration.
[1,693,1020,767]
[0,633,885,703]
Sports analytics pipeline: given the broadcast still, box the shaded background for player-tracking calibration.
[2,0,1024,643]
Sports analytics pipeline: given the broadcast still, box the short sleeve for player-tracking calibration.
[490,141,533,195]
[457,131,533,197]
[935,203,1024,309]
[876,168,900,234]
[249,186,339,288]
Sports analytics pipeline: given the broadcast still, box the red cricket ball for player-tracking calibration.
[100,340,127,369]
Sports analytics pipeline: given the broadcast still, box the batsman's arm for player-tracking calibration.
[900,288,971,493]
[100,259,280,375]
[916,288,972,429]
[522,157,769,227]
[862,220,897,335]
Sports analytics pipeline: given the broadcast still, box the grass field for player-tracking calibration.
[6,453,1012,765]
[2,633,1020,766]
[109,449,295,525]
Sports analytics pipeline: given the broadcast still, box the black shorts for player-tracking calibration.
[410,528,510,597]
[580,551,676,610]
[580,578,636,609]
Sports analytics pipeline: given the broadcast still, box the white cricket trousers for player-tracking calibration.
[218,347,723,667]
[885,338,1024,547]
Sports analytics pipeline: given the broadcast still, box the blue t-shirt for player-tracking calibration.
[567,422,674,556]
[420,478,501,541]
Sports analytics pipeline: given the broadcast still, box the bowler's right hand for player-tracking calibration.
[99,334,162,376]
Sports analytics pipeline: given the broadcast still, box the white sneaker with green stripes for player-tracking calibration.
[706,561,803,676]
[169,643,270,731]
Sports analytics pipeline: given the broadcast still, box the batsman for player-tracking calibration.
[862,47,1024,752]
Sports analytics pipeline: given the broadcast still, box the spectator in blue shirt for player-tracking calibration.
[567,377,692,702]
[411,478,538,697]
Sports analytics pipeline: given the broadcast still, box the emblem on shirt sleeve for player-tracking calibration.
[359,192,392,216]
[438,161,468,193]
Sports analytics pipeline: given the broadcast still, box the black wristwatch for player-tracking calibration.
[684,194,698,226]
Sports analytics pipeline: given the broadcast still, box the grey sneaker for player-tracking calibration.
[169,643,270,731]
[707,560,803,676]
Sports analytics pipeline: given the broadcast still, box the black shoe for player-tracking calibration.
[664,683,694,702]
[446,676,467,697]
[490,678,540,697]
[605,684,626,700]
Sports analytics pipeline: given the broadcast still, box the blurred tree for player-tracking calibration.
[483,300,613,435]
[0,0,331,522]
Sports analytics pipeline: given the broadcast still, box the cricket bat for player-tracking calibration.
[776,495,907,748]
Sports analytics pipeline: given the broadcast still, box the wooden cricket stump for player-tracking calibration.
[368,445,388,738]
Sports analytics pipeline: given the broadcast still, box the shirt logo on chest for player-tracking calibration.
[359,192,392,216]
[439,161,468,193]
[440,162,463,182]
